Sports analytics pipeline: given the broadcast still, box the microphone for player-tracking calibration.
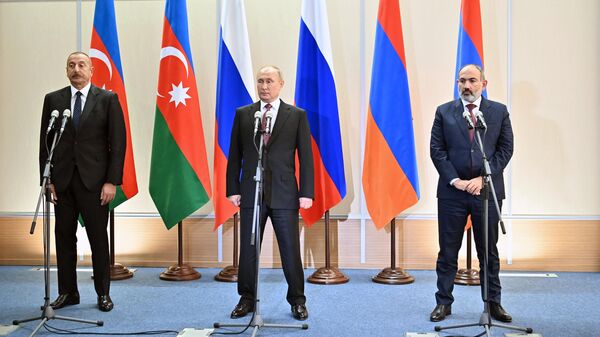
[462,110,475,129]
[59,109,71,135]
[252,111,262,136]
[475,111,487,129]
[264,111,273,134]
[46,110,60,134]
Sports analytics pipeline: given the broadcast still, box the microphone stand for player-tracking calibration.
[434,119,532,337]
[214,125,308,337]
[13,129,103,337]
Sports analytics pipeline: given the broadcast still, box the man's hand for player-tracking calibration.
[454,177,483,196]
[465,177,483,195]
[299,197,312,210]
[228,195,241,207]
[48,184,58,204]
[100,183,117,206]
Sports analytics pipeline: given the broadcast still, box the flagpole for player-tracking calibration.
[107,210,133,280]
[160,221,200,281]
[372,218,414,284]
[307,210,349,285]
[455,228,480,285]
[215,213,239,282]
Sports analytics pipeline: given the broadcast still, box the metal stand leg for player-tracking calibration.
[13,178,104,337]
[434,128,532,336]
[213,130,308,336]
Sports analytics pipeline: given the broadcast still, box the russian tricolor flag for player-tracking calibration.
[362,0,419,229]
[90,0,138,209]
[295,0,346,226]
[213,0,255,229]
[454,0,486,99]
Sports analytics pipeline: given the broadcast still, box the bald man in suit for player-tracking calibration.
[226,66,314,321]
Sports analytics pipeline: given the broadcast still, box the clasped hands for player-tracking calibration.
[453,176,483,196]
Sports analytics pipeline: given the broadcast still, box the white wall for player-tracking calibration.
[0,0,598,219]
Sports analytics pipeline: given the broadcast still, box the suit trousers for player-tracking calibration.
[238,204,305,306]
[54,167,110,296]
[435,196,502,306]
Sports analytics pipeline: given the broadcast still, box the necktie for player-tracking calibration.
[466,103,477,142]
[262,103,272,144]
[73,91,82,129]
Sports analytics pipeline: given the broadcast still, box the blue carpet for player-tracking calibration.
[1,266,599,336]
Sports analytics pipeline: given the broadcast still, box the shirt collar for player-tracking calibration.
[460,95,482,110]
[71,82,91,98]
[261,98,280,112]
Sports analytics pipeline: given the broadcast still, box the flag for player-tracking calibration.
[455,0,485,229]
[454,0,485,99]
[213,0,255,229]
[295,0,346,226]
[90,0,138,209]
[149,0,212,229]
[362,0,419,229]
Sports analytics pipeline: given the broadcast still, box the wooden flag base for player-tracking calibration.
[454,228,480,285]
[372,267,414,285]
[307,267,349,285]
[215,265,238,282]
[159,264,201,281]
[454,268,480,285]
[307,211,349,285]
[110,263,133,280]
[215,214,239,283]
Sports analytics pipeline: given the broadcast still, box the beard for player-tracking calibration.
[460,90,479,103]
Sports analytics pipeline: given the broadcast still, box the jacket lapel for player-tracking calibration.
[78,85,98,130]
[267,100,291,146]
[452,99,470,142]
[479,96,492,122]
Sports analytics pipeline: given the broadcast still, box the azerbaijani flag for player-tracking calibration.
[213,0,255,230]
[362,0,419,229]
[295,0,346,226]
[149,0,212,229]
[454,0,486,99]
[90,0,138,209]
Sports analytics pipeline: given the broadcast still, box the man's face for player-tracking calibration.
[256,68,284,103]
[457,65,487,103]
[66,53,93,89]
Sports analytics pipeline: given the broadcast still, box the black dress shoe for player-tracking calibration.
[291,304,309,321]
[489,302,512,322]
[230,302,254,319]
[97,295,114,312]
[49,293,80,309]
[430,304,451,322]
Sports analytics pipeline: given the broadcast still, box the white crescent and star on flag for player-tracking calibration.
[157,46,192,108]
[89,48,113,91]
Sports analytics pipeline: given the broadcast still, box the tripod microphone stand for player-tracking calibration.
[13,125,102,337]
[214,121,308,337]
[435,118,532,337]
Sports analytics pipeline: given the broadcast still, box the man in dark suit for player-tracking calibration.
[39,52,126,312]
[429,64,514,323]
[226,65,314,321]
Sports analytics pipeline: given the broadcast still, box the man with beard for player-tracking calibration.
[429,64,514,323]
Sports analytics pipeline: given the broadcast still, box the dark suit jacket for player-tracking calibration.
[430,97,513,200]
[39,85,126,192]
[226,100,314,209]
